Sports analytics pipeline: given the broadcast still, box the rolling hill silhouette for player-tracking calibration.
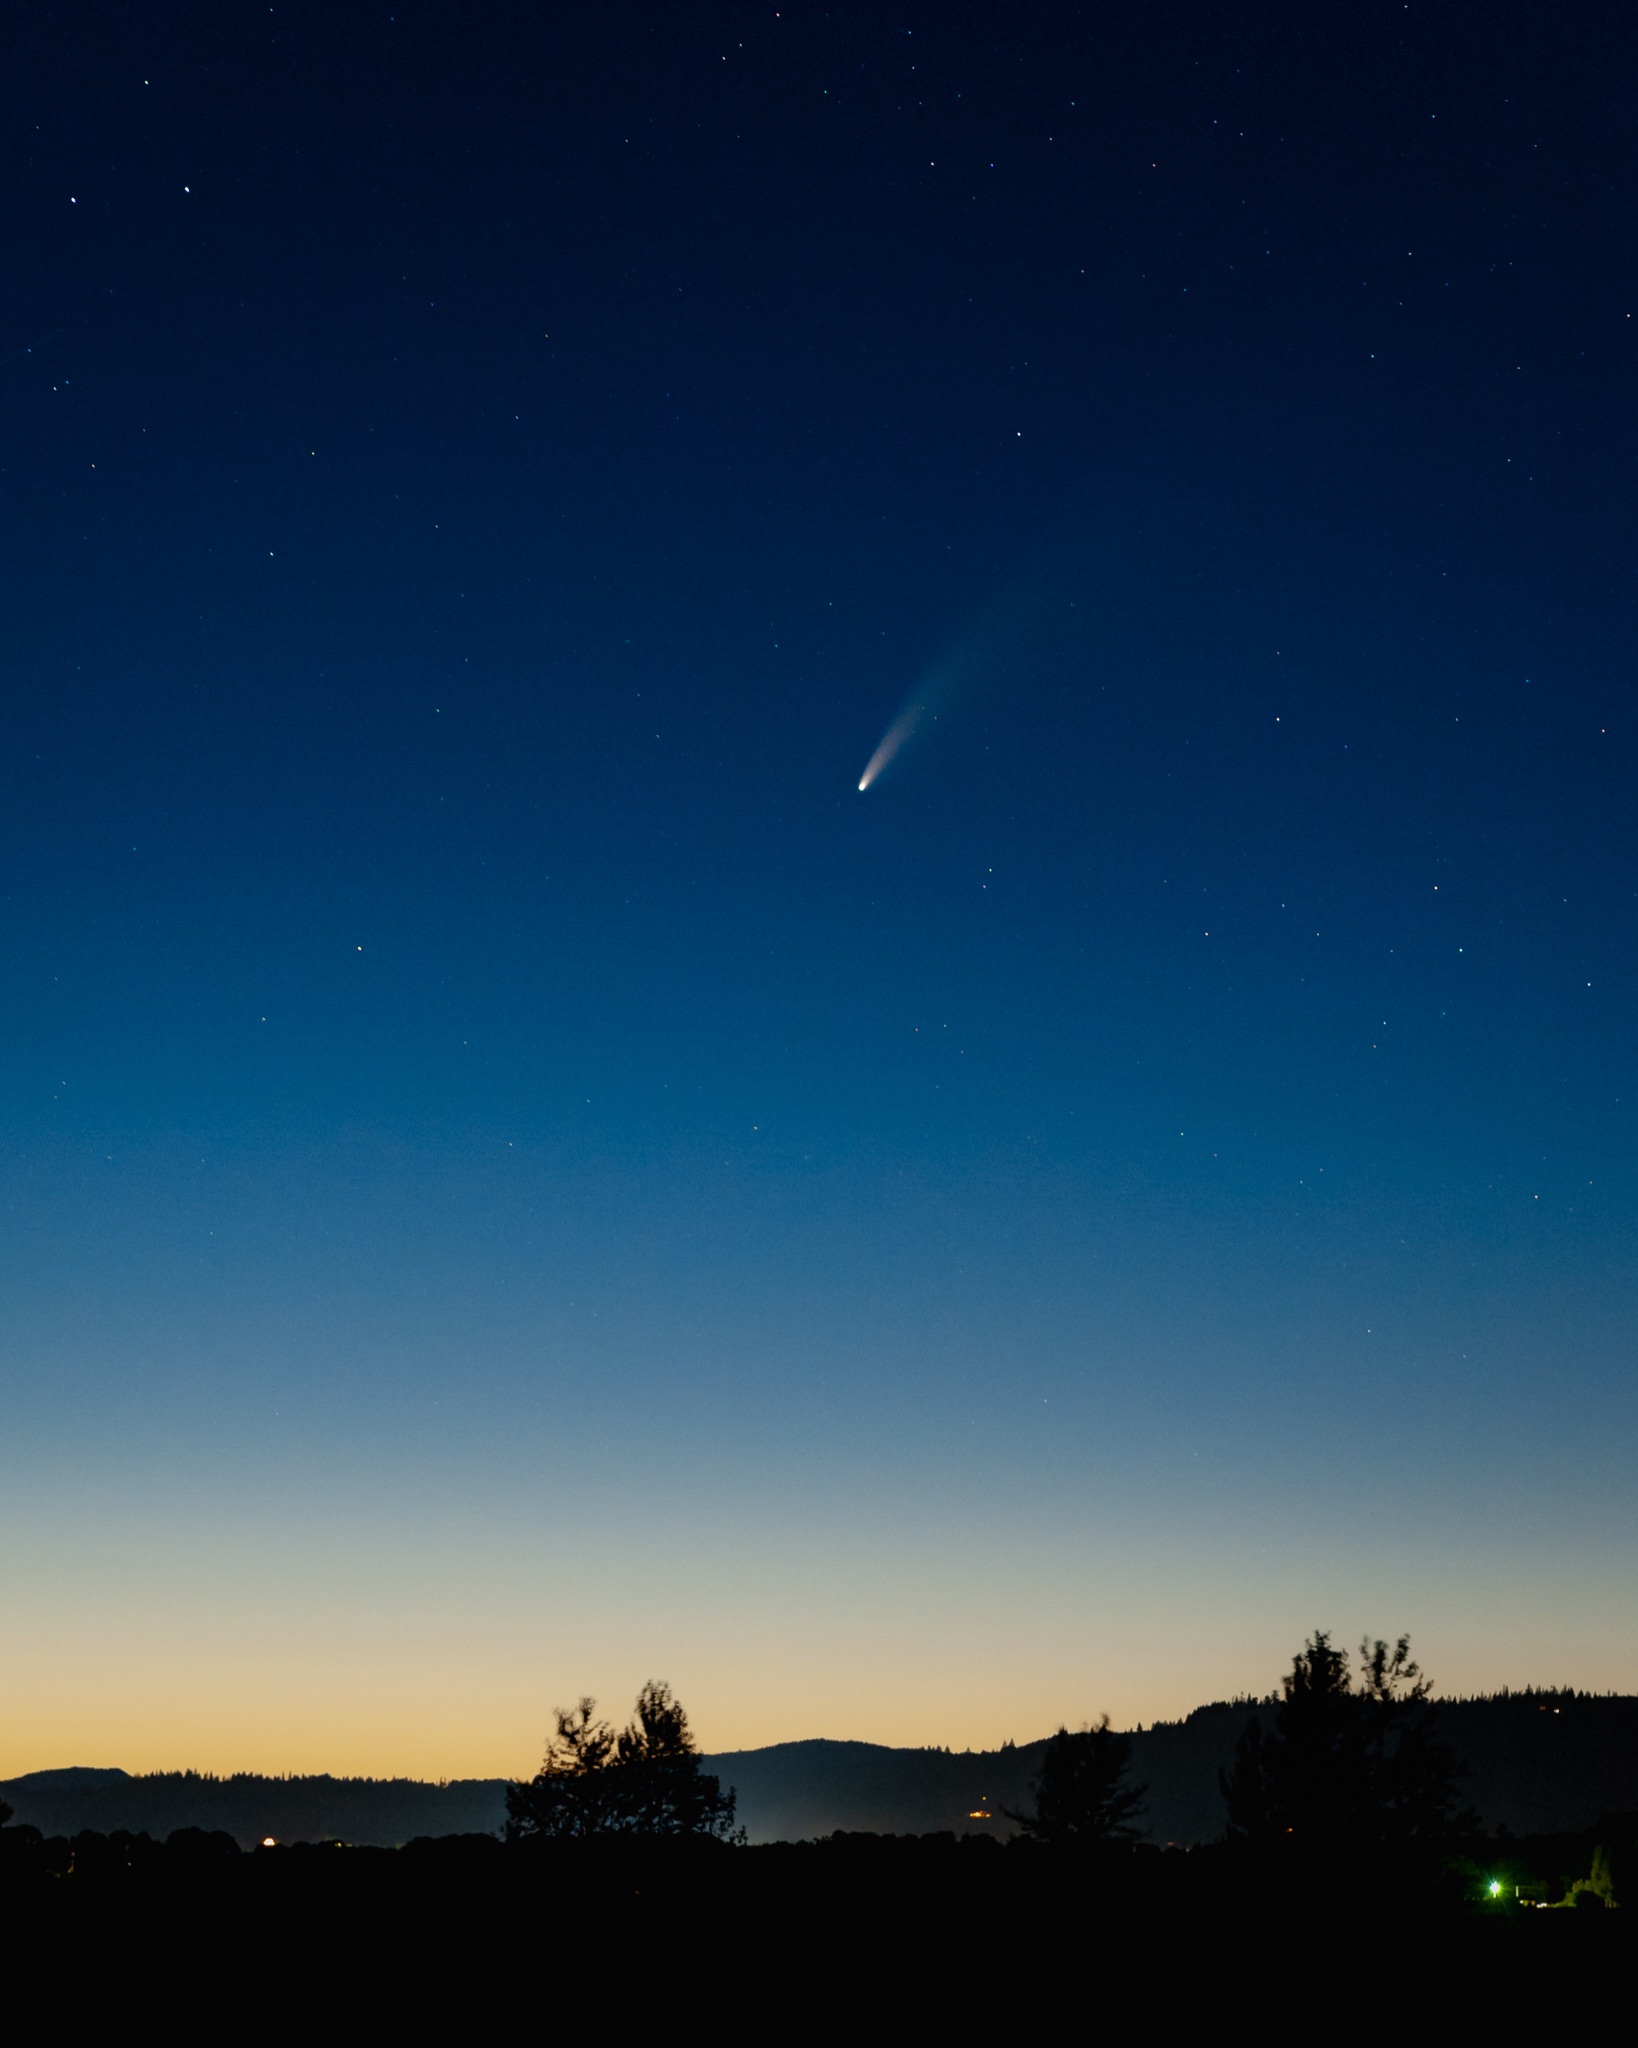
[6,1691,1634,1847]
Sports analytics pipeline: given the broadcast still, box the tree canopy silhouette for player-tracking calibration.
[506,1681,739,1843]
[1011,1715,1146,1846]
[1222,1631,1472,1852]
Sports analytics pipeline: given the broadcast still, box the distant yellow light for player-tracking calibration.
[262,1836,277,1848]
[967,1809,992,1819]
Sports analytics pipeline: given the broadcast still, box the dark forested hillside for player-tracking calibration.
[702,1694,1638,1844]
[0,1768,507,1847]
[1437,1693,1638,1836]
[7,1691,1635,1847]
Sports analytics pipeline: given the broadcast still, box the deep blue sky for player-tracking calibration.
[3,2,1635,1772]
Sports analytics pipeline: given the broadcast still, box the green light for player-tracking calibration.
[1487,1880,1504,1898]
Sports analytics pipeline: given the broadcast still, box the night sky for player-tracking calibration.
[4,3,1636,1776]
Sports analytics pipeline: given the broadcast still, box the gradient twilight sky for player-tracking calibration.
[3,2,1636,1778]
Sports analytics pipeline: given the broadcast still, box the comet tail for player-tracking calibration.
[857,701,926,791]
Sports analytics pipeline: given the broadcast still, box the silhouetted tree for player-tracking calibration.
[1565,1844,1617,1909]
[612,1680,739,1840]
[506,1698,623,1840]
[1222,1631,1470,1853]
[1011,1716,1146,1846]
[506,1681,738,1842]
[1221,1715,1275,1842]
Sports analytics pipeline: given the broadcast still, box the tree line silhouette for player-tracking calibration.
[986,1632,1473,1859]
[2,1632,1629,1915]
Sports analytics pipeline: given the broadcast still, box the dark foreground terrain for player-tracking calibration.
[4,1827,1632,2025]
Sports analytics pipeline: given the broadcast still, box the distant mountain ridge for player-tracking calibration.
[1,1765,506,1847]
[7,1691,1635,1848]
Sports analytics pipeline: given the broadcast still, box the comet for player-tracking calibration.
[856,646,973,791]
[854,516,1123,794]
[855,557,1061,791]
[857,700,928,791]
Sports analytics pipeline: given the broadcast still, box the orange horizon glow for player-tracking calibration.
[6,1622,1628,1784]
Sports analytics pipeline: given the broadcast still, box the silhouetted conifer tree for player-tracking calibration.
[613,1681,739,1839]
[506,1698,625,1840]
[506,1682,738,1842]
[1011,1715,1146,1845]
[1222,1631,1472,1852]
